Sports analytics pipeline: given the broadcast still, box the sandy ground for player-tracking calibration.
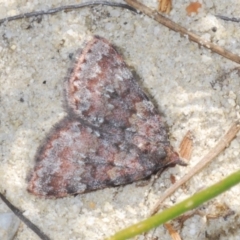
[0,0,240,239]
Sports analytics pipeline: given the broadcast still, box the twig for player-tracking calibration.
[0,1,137,25]
[164,223,182,240]
[124,0,240,64]
[0,192,51,240]
[215,15,240,23]
[149,121,240,216]
[2,0,239,64]
[179,130,193,162]
[158,0,172,14]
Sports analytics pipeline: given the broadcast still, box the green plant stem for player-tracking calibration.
[106,170,240,240]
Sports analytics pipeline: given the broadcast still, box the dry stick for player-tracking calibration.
[150,122,240,216]
[0,192,51,240]
[125,0,240,64]
[0,1,136,25]
[215,15,240,23]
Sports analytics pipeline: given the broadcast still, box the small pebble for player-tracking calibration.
[0,212,20,240]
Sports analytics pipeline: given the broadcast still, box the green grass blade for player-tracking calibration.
[106,170,240,240]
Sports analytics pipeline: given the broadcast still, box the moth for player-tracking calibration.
[27,36,183,198]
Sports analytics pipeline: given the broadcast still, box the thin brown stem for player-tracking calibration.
[149,122,240,216]
[125,0,240,64]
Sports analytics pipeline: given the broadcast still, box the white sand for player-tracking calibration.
[0,0,240,239]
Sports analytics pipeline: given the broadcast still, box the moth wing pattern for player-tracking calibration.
[28,118,168,197]
[27,36,182,198]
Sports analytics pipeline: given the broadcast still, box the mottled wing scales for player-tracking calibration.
[28,119,162,197]
[65,36,174,161]
[65,36,139,129]
[28,36,181,198]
